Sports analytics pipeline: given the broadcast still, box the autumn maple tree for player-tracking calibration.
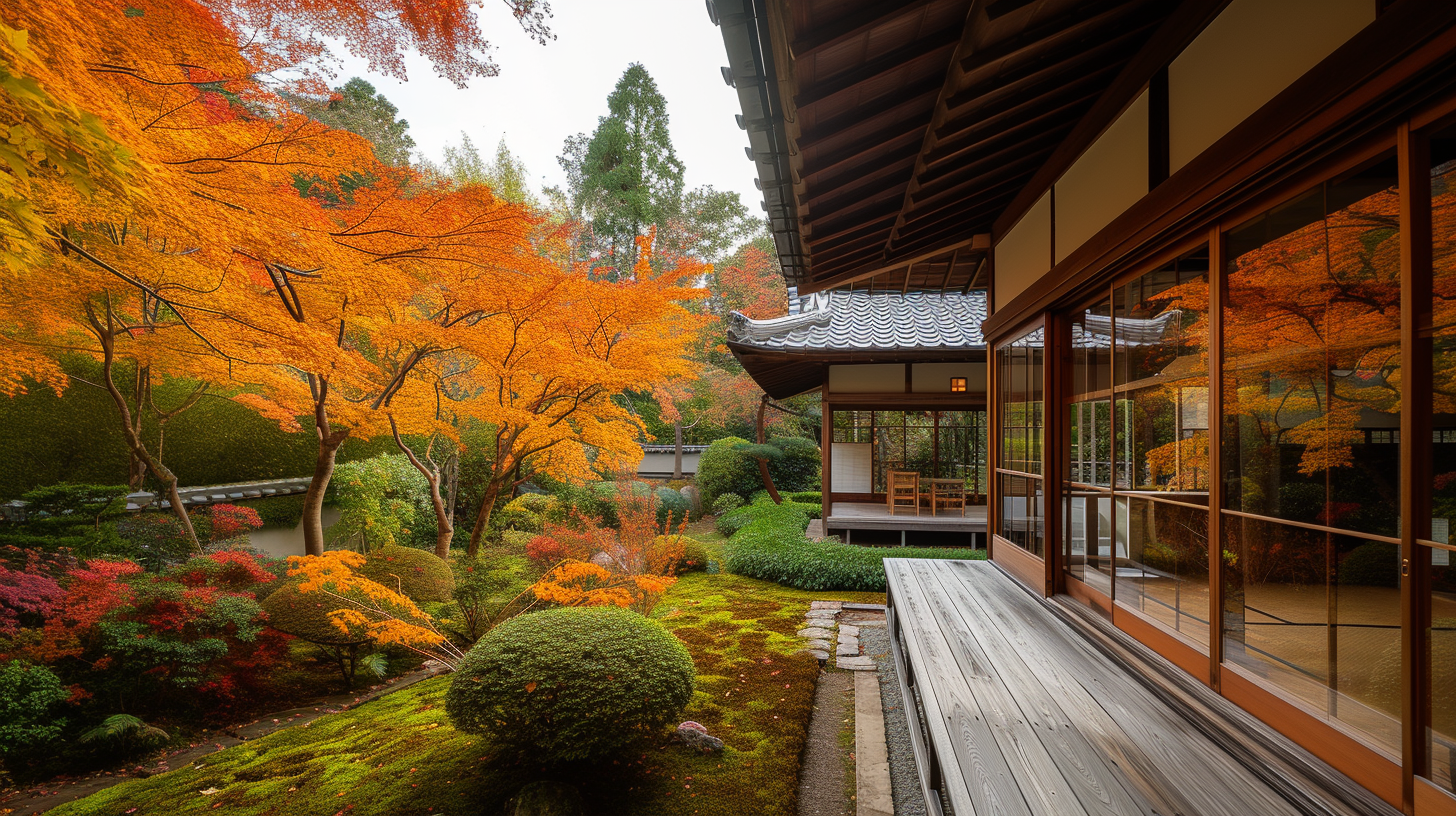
[455,229,708,556]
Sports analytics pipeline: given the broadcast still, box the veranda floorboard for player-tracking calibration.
[885,558,1309,816]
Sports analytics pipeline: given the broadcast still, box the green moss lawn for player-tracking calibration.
[48,561,882,816]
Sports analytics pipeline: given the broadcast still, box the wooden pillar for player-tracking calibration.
[821,386,832,523]
[1208,224,1226,693]
[1398,120,1433,812]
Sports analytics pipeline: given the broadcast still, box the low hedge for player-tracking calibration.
[782,491,823,505]
[724,502,984,592]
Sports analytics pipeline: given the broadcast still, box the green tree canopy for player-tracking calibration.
[295,78,416,166]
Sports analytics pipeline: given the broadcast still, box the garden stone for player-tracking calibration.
[838,624,860,637]
[806,649,830,661]
[806,639,832,650]
[837,656,875,671]
[680,485,701,514]
[837,642,860,657]
[589,551,615,568]
[810,600,843,610]
[676,721,725,752]
[805,610,838,620]
[797,627,834,639]
[509,781,584,816]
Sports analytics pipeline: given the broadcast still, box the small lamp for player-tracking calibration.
[950,377,967,393]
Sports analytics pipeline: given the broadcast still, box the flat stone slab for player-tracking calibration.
[806,649,830,661]
[838,624,860,637]
[797,627,835,639]
[804,610,838,620]
[810,600,843,610]
[806,639,832,650]
[837,634,858,647]
[842,602,887,611]
[855,670,894,816]
[836,642,860,657]
[836,656,875,671]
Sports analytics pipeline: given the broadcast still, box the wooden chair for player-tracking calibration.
[930,478,967,517]
[888,471,920,515]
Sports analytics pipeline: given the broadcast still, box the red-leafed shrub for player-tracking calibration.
[0,547,74,636]
[525,512,611,567]
[172,551,279,594]
[201,504,264,543]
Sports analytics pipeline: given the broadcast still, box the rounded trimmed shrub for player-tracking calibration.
[260,581,372,646]
[655,487,689,530]
[359,544,455,603]
[445,607,695,762]
[696,436,821,506]
[712,493,745,515]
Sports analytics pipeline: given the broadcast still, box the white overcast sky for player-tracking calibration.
[332,0,762,212]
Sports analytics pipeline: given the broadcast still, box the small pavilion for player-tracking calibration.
[728,286,988,546]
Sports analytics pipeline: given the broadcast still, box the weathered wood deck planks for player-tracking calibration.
[885,559,1312,816]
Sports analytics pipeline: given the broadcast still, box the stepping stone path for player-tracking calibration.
[798,600,876,670]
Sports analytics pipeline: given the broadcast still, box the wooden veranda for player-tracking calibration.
[884,558,1399,816]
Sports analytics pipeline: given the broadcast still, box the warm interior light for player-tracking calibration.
[950,377,967,392]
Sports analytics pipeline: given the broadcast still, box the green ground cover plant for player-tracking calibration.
[724,501,985,591]
[45,571,879,816]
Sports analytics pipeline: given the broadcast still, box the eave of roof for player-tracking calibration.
[727,289,987,398]
[709,0,1219,294]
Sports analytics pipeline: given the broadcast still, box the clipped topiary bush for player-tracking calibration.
[260,581,372,646]
[445,606,695,762]
[715,505,756,538]
[782,491,823,505]
[496,494,558,534]
[711,493,745,515]
[724,502,984,592]
[696,436,822,507]
[655,487,689,530]
[359,544,455,603]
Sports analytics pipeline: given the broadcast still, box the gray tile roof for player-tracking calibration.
[1071,311,1182,350]
[728,290,987,352]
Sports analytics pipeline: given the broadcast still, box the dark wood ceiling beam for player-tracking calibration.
[957,0,1147,77]
[806,234,990,292]
[805,183,905,230]
[789,0,940,59]
[922,89,1101,173]
[927,65,1116,162]
[794,28,962,110]
[992,0,1233,238]
[801,120,927,183]
[897,172,1030,236]
[802,146,920,207]
[804,207,899,249]
[794,78,943,149]
[909,130,1067,206]
[944,21,1154,114]
[878,0,985,261]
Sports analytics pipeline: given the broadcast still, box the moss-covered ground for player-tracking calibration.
[48,562,882,816]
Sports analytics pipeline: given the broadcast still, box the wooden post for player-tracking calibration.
[821,386,832,526]
[1208,224,1226,693]
[1398,120,1433,811]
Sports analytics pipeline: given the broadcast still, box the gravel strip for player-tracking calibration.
[859,624,929,816]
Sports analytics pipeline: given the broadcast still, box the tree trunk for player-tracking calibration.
[391,420,454,561]
[302,436,345,556]
[467,477,504,559]
[302,376,348,557]
[756,396,782,504]
[673,421,684,480]
[89,315,201,552]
